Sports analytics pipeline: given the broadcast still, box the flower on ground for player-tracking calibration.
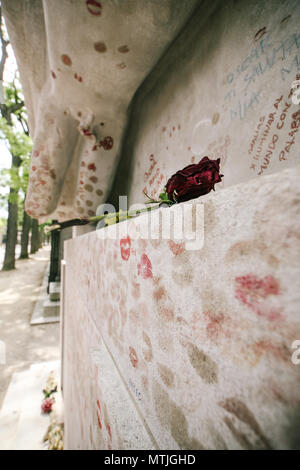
[41,397,54,414]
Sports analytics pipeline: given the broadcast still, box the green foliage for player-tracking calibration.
[0,76,32,236]
[0,116,32,159]
[0,116,32,204]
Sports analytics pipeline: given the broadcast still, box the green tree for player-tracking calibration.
[0,7,33,269]
[0,116,32,269]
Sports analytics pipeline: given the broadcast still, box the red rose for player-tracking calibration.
[165,157,223,203]
[41,398,53,413]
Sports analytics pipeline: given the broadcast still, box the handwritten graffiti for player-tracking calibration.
[278,108,300,163]
[248,73,300,174]
[142,154,166,199]
[225,30,300,121]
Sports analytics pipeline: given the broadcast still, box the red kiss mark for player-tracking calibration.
[32,166,36,171]
[203,311,225,341]
[33,150,39,157]
[86,0,102,16]
[51,70,56,79]
[235,274,279,301]
[74,73,83,82]
[97,399,101,413]
[120,236,131,261]
[252,339,291,364]
[88,163,96,171]
[235,274,282,321]
[100,136,114,150]
[168,240,185,256]
[61,54,72,66]
[129,346,138,368]
[82,128,93,137]
[137,253,153,279]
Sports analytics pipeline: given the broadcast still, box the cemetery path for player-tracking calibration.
[0,246,60,411]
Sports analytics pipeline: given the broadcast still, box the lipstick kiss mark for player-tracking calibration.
[137,253,153,279]
[120,236,131,261]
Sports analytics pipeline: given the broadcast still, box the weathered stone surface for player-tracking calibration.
[2,0,199,221]
[43,300,60,318]
[63,165,300,449]
[5,0,300,450]
[109,0,300,207]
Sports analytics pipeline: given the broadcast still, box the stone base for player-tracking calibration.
[43,300,60,318]
[49,282,60,302]
[30,265,60,325]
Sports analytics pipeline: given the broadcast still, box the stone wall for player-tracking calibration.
[62,0,300,449]
[109,0,300,206]
[63,165,300,449]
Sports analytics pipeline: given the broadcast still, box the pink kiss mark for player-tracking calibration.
[129,346,138,368]
[235,274,282,321]
[120,236,131,261]
[168,240,185,256]
[137,253,153,279]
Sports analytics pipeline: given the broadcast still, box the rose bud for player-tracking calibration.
[165,156,223,203]
[41,398,54,413]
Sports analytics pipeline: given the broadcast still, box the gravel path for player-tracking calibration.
[0,246,60,410]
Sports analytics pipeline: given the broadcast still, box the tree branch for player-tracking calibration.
[0,5,10,82]
[17,113,29,136]
[8,101,25,114]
